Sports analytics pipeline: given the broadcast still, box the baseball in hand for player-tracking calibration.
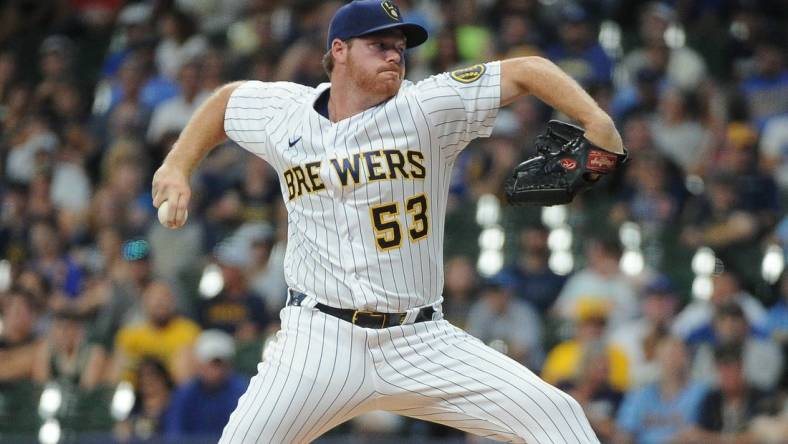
[157,200,187,228]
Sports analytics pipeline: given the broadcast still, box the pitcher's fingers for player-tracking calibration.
[165,192,179,226]
[173,193,188,227]
[152,186,167,208]
[151,183,161,207]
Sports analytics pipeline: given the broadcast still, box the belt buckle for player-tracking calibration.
[352,310,386,328]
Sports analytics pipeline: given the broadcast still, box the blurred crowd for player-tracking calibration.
[0,0,787,443]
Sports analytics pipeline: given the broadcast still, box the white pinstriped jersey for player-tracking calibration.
[224,61,500,313]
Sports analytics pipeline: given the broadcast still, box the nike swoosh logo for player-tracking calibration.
[288,136,302,147]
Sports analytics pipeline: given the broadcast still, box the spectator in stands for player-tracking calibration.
[759,113,788,193]
[612,70,668,125]
[146,60,209,146]
[226,9,278,59]
[554,237,638,328]
[463,135,520,201]
[494,14,543,60]
[612,275,678,387]
[557,342,623,443]
[740,35,788,130]
[1,82,32,140]
[121,43,182,112]
[154,9,208,81]
[505,225,567,313]
[0,184,29,264]
[239,151,282,224]
[275,39,327,88]
[147,220,203,299]
[5,115,58,185]
[609,153,684,269]
[717,121,780,229]
[672,270,767,338]
[15,267,51,307]
[614,337,707,444]
[113,279,200,385]
[101,3,154,79]
[765,274,788,388]
[163,329,248,440]
[441,1,493,63]
[201,188,246,250]
[28,219,83,300]
[240,222,287,315]
[35,35,77,108]
[619,112,655,155]
[103,55,153,137]
[0,288,42,382]
[200,46,228,92]
[86,187,128,238]
[679,176,763,280]
[617,2,707,91]
[675,343,780,444]
[543,297,630,392]
[545,3,613,86]
[687,302,783,391]
[49,124,93,217]
[115,357,174,442]
[509,96,550,153]
[101,144,152,237]
[423,29,463,77]
[441,256,478,327]
[91,239,155,348]
[466,273,544,369]
[198,240,269,341]
[26,172,56,222]
[0,50,17,103]
[32,308,105,389]
[649,88,710,174]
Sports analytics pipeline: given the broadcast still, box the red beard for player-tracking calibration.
[347,53,402,99]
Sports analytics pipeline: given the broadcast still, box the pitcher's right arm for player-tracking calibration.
[151,81,243,228]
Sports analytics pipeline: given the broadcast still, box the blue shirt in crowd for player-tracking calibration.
[163,373,249,439]
[766,301,788,339]
[616,381,708,444]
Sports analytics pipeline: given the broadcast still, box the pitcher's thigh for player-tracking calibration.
[381,323,599,444]
[220,308,377,444]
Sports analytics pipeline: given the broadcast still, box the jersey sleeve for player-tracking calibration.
[224,81,308,161]
[413,61,501,156]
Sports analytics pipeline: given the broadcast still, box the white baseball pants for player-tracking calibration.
[219,306,599,444]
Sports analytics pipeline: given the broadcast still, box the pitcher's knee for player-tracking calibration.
[558,389,585,413]
[518,388,598,444]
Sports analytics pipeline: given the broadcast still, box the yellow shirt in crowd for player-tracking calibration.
[541,340,630,391]
[115,317,201,382]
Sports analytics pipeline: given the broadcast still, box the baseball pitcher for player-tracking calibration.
[152,1,625,442]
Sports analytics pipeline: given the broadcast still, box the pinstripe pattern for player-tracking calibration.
[220,309,599,443]
[221,62,600,443]
[224,63,501,313]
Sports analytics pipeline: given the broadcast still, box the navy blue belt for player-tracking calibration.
[287,290,436,329]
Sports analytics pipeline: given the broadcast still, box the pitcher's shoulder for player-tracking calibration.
[233,80,316,104]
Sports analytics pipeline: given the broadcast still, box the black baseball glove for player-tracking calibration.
[504,120,628,206]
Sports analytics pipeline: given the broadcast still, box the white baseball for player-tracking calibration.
[157,200,187,228]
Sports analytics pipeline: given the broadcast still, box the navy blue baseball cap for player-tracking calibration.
[327,0,428,50]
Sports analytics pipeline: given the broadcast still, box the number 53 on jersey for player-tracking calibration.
[369,193,429,251]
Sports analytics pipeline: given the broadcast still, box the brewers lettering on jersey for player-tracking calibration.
[151,1,625,442]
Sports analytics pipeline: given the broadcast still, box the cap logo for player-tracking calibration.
[381,1,401,21]
[450,64,486,83]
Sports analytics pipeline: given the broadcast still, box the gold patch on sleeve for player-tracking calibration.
[450,64,486,83]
